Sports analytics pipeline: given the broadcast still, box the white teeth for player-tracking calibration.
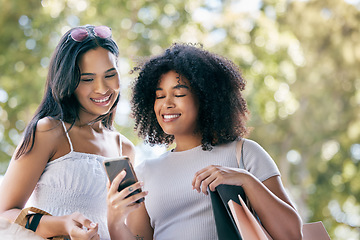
[163,114,180,119]
[92,95,110,103]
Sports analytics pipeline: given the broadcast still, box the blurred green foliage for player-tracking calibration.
[0,0,359,238]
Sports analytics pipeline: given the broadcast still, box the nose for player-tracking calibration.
[94,78,109,94]
[164,96,175,109]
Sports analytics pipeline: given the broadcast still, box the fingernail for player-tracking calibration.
[120,170,126,176]
[90,222,97,228]
[139,181,144,186]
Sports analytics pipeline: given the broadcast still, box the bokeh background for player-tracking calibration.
[0,0,359,239]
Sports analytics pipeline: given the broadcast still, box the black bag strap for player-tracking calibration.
[25,213,44,232]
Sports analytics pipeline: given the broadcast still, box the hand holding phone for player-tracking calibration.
[103,156,144,203]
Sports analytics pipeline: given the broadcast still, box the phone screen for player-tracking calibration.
[103,157,144,203]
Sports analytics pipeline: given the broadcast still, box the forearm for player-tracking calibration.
[0,209,68,238]
[108,221,137,240]
[0,208,21,222]
[243,175,302,240]
[35,215,68,238]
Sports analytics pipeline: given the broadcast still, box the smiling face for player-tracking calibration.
[154,70,199,139]
[75,47,120,123]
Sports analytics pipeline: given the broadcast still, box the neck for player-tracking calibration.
[75,119,102,131]
[76,109,106,129]
[173,134,202,152]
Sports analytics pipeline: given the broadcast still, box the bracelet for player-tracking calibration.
[25,213,44,232]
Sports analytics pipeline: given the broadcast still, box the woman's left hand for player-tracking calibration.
[191,165,251,195]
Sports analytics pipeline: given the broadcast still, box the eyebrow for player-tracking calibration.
[106,68,117,73]
[174,84,189,89]
[156,84,189,91]
[80,67,117,76]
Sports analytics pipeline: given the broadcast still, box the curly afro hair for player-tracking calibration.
[131,43,249,150]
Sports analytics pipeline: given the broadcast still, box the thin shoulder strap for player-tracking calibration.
[236,139,256,214]
[61,121,74,152]
[119,134,123,156]
[236,139,245,169]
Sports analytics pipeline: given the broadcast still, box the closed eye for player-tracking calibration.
[81,78,94,82]
[105,73,117,78]
[156,96,165,99]
[175,94,186,97]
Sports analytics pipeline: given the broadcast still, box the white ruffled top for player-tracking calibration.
[27,121,117,240]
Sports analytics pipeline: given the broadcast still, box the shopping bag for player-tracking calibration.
[0,216,45,240]
[228,196,332,240]
[302,221,331,240]
[0,207,68,240]
[211,185,332,240]
[209,184,246,240]
[228,196,272,240]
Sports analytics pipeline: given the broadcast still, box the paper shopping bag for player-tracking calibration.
[228,196,272,240]
[228,195,331,240]
[211,184,331,240]
[302,221,331,240]
[209,184,247,240]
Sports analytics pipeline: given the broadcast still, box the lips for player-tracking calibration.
[91,94,111,105]
[162,114,181,122]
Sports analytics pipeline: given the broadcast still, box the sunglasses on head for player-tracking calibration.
[69,25,112,42]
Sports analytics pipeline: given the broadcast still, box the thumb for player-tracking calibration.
[73,213,97,230]
[82,219,98,230]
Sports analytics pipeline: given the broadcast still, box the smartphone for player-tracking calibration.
[103,156,144,203]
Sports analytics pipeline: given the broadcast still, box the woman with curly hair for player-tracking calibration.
[107,43,302,240]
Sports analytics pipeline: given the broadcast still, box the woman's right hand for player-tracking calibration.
[106,170,147,226]
[62,212,100,240]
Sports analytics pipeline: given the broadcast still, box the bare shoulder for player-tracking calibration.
[31,117,65,156]
[120,134,135,150]
[120,134,136,164]
[104,129,136,162]
[36,117,63,132]
[109,130,135,151]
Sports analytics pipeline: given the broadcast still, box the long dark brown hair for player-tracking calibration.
[15,25,119,159]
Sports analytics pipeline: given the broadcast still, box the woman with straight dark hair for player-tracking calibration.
[0,25,135,240]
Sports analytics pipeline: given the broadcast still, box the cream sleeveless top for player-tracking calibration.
[27,121,121,240]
